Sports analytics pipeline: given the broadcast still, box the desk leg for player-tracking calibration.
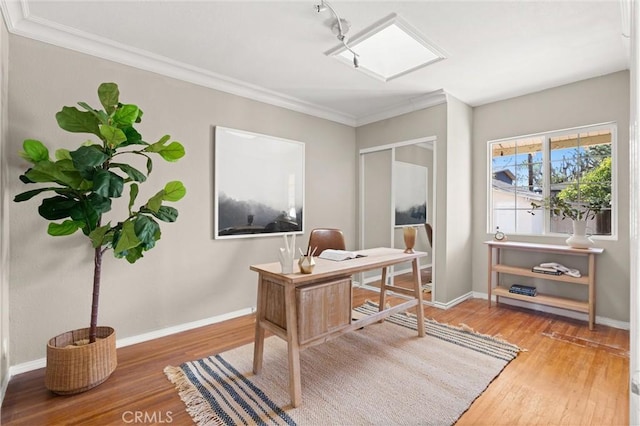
[378,267,388,321]
[252,276,267,374]
[284,284,302,407]
[412,259,425,337]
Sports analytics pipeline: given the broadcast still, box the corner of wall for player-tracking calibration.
[0,13,11,404]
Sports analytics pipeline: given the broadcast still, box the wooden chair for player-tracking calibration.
[424,223,433,247]
[307,228,346,256]
[423,223,433,287]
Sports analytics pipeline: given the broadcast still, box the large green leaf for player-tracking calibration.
[70,145,108,170]
[99,125,127,148]
[142,205,178,222]
[55,148,72,161]
[23,162,59,184]
[158,142,185,162]
[98,82,119,114]
[38,196,77,220]
[48,220,83,236]
[87,193,112,215]
[163,181,186,202]
[144,136,185,161]
[134,215,159,250]
[124,245,144,264]
[114,220,141,255]
[14,187,57,202]
[89,224,111,248]
[54,159,93,190]
[110,163,147,182]
[77,102,109,125]
[19,139,49,163]
[128,183,139,212]
[144,181,185,213]
[145,191,163,213]
[113,104,139,127]
[119,126,144,147]
[66,197,101,233]
[93,170,124,198]
[56,106,100,136]
[25,161,85,189]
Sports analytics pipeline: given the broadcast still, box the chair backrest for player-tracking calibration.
[307,228,346,255]
[424,223,433,247]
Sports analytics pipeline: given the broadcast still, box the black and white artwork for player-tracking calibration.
[214,127,304,239]
[394,161,427,226]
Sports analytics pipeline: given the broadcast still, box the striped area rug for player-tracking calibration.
[354,300,521,362]
[165,303,522,426]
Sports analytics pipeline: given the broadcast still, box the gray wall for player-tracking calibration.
[7,35,356,364]
[356,104,452,304]
[1,15,10,400]
[472,71,630,322]
[443,95,473,302]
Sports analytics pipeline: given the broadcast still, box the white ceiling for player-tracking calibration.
[1,1,630,126]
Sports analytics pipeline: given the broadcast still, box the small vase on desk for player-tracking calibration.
[566,220,594,249]
[403,226,417,253]
[298,255,315,274]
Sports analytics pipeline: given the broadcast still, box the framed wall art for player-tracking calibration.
[214,126,305,239]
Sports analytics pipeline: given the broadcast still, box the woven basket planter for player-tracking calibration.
[45,326,117,395]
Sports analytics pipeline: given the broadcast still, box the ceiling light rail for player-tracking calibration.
[314,0,360,68]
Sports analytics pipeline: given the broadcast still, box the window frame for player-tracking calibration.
[487,122,617,239]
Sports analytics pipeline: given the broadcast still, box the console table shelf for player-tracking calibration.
[492,286,589,313]
[485,241,604,330]
[492,264,589,285]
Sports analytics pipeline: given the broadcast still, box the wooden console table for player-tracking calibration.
[485,240,604,330]
[250,247,427,407]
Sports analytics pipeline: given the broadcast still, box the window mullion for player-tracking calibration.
[543,135,551,234]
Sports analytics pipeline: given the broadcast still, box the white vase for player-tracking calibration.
[565,220,594,249]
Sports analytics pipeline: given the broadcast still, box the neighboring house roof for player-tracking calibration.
[493,169,516,184]
[492,179,543,201]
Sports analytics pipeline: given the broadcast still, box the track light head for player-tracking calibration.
[353,54,359,68]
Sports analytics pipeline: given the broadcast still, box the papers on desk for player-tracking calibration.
[318,249,367,261]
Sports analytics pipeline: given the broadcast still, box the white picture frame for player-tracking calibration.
[214,126,305,239]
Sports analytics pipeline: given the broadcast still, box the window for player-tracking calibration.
[488,123,615,237]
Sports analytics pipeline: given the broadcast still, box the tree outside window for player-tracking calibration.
[489,124,614,237]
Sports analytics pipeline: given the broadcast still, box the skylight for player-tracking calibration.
[327,14,446,82]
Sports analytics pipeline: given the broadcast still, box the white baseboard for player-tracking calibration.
[473,291,630,330]
[8,306,254,377]
[431,291,474,310]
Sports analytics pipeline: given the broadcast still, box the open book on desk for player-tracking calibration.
[318,249,367,261]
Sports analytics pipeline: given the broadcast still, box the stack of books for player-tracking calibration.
[531,265,562,275]
[509,284,537,297]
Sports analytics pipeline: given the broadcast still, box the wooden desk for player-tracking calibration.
[250,247,427,407]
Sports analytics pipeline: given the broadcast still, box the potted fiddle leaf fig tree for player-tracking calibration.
[14,82,186,394]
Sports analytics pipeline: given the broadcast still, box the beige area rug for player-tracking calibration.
[165,302,521,426]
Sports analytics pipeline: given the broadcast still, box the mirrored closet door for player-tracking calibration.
[359,137,435,300]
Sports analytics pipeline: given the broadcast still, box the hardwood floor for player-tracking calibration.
[1,285,628,425]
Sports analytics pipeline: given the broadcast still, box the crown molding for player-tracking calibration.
[0,0,360,126]
[1,0,451,128]
[355,89,447,127]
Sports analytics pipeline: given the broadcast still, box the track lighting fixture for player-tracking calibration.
[314,0,359,68]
